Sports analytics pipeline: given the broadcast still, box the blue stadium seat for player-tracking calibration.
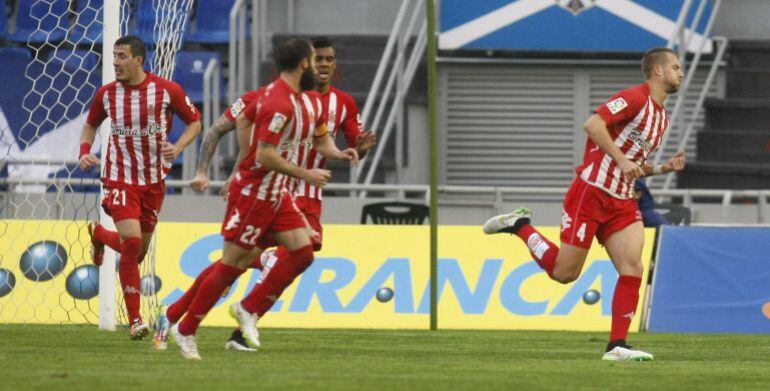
[134,0,157,44]
[186,0,237,44]
[0,0,8,39]
[68,0,104,44]
[134,0,192,45]
[47,50,102,119]
[0,48,34,148]
[174,51,224,103]
[9,0,68,44]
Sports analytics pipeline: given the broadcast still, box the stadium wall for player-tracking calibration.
[0,220,654,331]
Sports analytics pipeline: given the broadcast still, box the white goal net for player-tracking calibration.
[0,0,193,329]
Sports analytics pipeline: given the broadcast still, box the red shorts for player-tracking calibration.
[560,177,642,249]
[294,196,323,249]
[221,186,307,250]
[101,181,165,233]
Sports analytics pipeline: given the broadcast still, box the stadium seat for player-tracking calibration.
[186,0,237,44]
[9,0,68,44]
[360,202,430,225]
[174,51,224,103]
[68,0,104,45]
[0,0,8,39]
[47,50,102,119]
[655,203,692,226]
[135,0,193,44]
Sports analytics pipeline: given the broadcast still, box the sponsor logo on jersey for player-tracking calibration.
[268,113,288,133]
[606,97,628,115]
[229,98,246,118]
[628,130,653,154]
[111,122,163,136]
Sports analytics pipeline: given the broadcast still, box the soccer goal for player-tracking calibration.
[0,0,193,331]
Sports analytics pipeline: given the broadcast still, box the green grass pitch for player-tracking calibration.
[1,325,769,390]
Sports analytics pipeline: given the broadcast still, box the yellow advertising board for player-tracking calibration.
[0,220,654,331]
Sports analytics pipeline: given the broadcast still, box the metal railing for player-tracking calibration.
[353,0,426,192]
[650,0,724,190]
[2,174,768,224]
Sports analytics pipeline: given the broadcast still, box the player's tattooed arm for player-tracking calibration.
[196,114,236,174]
[258,141,331,187]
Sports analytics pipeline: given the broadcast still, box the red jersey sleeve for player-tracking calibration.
[256,97,293,145]
[86,86,108,127]
[594,87,647,127]
[223,89,263,122]
[340,94,362,148]
[167,82,201,124]
[243,99,259,123]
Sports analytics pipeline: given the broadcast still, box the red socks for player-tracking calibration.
[610,275,642,342]
[119,237,143,322]
[94,224,121,252]
[178,262,245,335]
[515,224,558,277]
[167,260,219,324]
[241,245,313,317]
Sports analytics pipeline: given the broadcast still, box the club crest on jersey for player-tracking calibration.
[268,113,287,133]
[606,97,628,115]
[556,0,596,15]
[229,98,245,117]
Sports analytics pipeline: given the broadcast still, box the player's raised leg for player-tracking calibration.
[483,208,591,284]
[601,221,652,362]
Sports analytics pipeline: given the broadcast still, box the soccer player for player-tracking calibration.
[78,35,202,339]
[169,37,358,359]
[166,36,376,352]
[483,47,686,362]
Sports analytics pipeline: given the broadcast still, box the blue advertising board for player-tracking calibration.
[648,226,770,333]
[439,0,713,53]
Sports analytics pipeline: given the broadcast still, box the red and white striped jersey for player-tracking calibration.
[295,86,362,200]
[223,88,264,123]
[576,83,670,199]
[236,79,325,202]
[86,73,200,186]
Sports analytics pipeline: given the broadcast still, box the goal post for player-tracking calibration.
[98,0,121,332]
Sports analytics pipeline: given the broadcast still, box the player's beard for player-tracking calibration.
[665,82,680,94]
[300,68,316,91]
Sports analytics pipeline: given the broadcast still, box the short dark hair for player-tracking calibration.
[114,35,146,64]
[641,47,677,79]
[273,37,312,72]
[310,36,334,50]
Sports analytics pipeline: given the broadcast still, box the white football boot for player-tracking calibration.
[128,318,150,340]
[170,324,202,360]
[482,207,532,235]
[602,345,654,362]
[229,302,260,348]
